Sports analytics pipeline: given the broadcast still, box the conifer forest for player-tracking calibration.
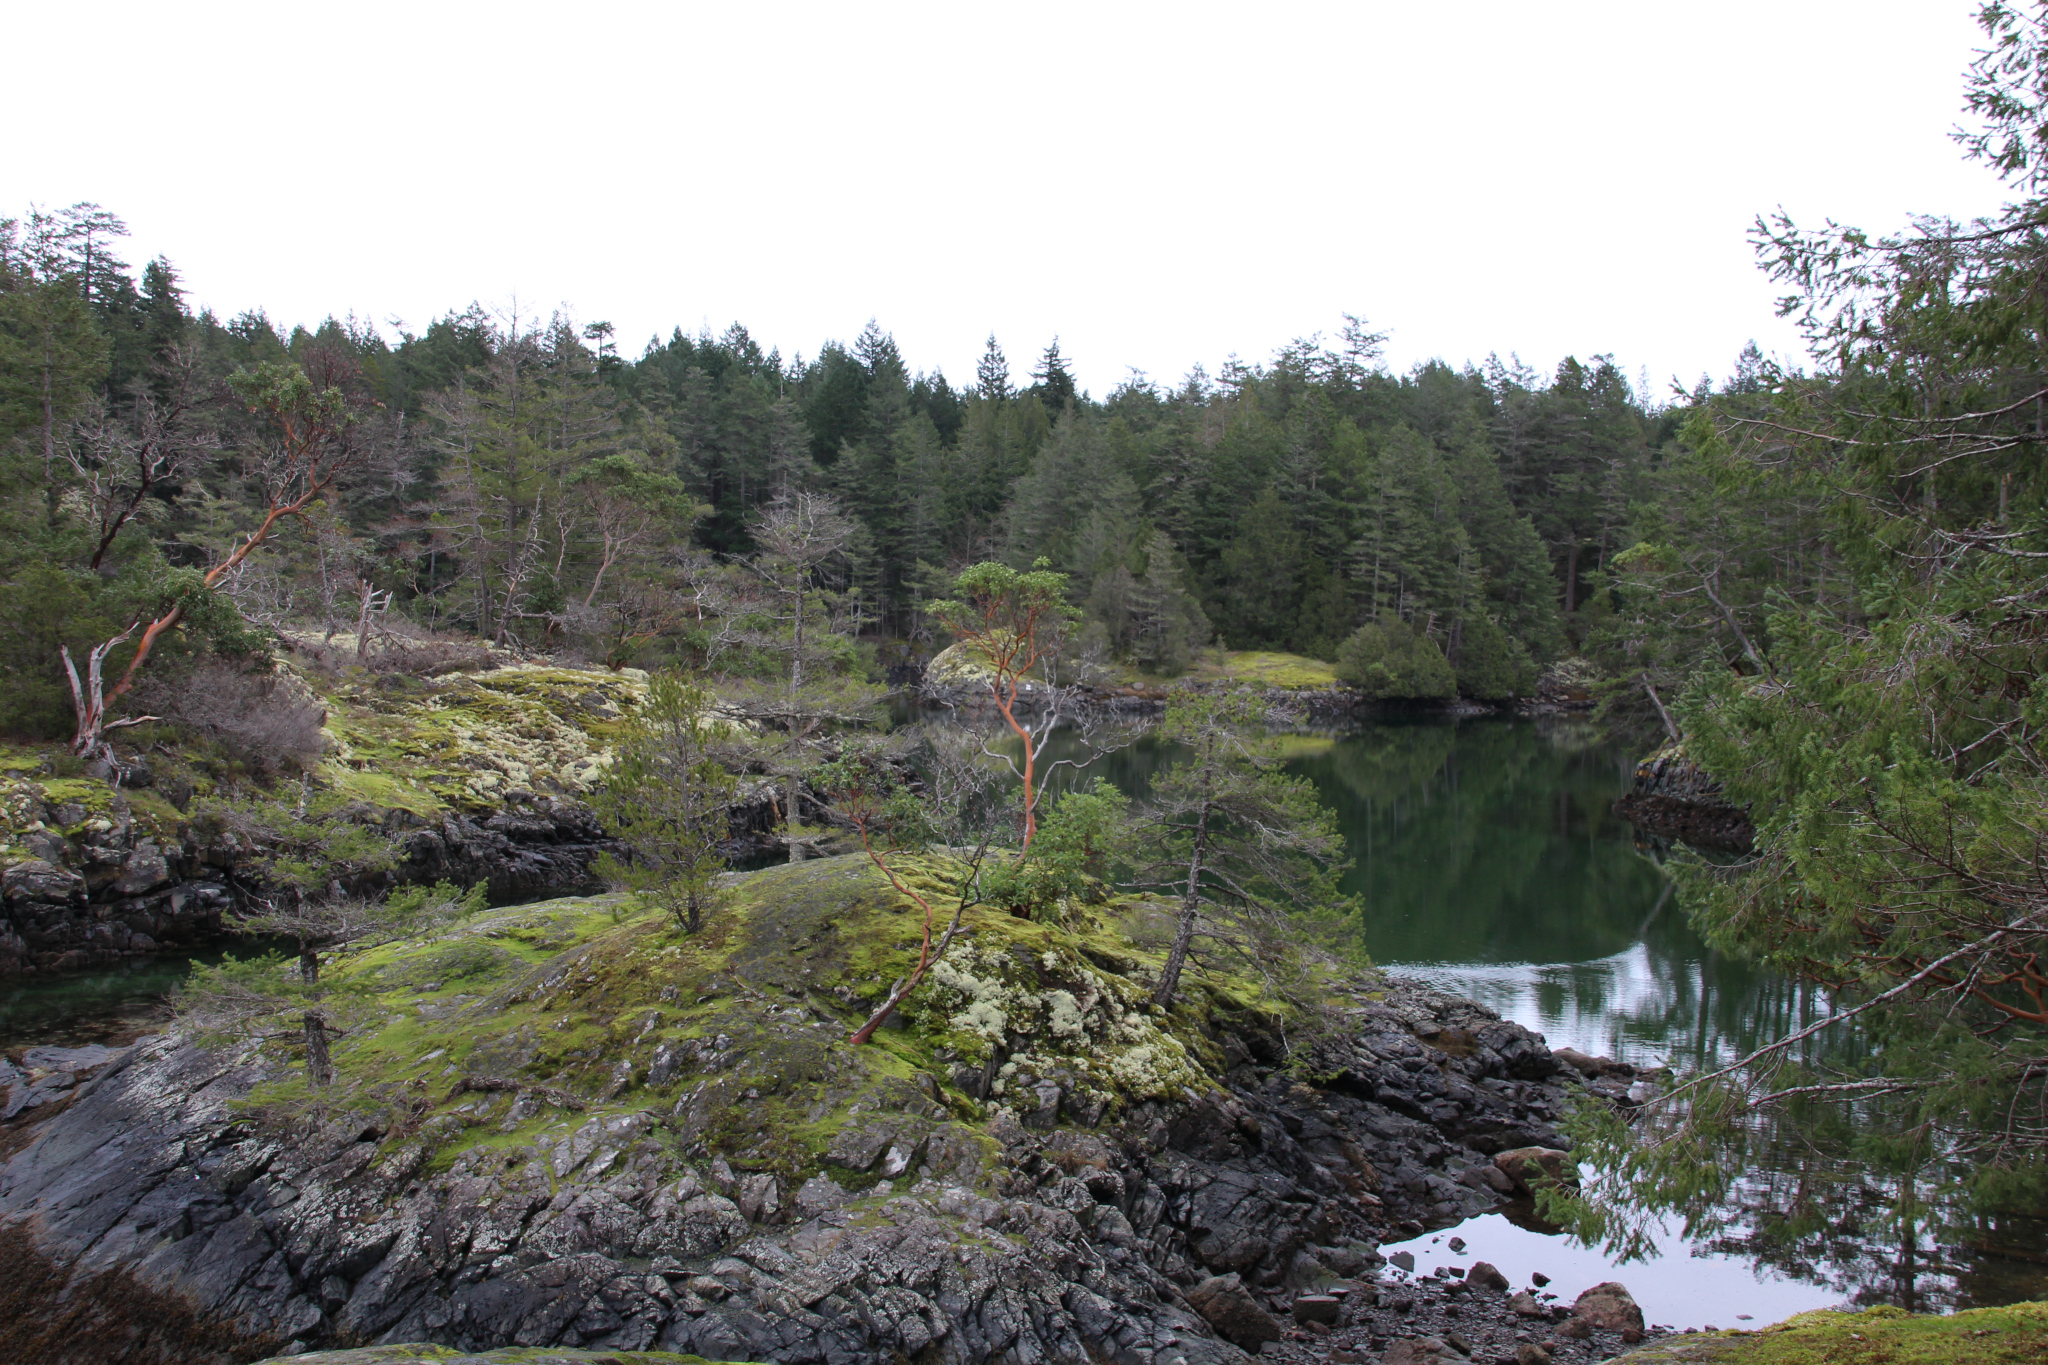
[6,3,2048,1359]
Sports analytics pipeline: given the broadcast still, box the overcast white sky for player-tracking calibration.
[6,1,2011,399]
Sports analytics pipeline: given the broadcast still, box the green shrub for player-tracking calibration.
[1334,617,1455,700]
[1452,613,1535,700]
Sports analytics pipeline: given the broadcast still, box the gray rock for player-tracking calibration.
[1465,1260,1510,1293]
[1571,1281,1644,1335]
[793,1174,848,1217]
[116,843,171,895]
[1186,1272,1284,1349]
[3,858,84,905]
[22,1045,113,1073]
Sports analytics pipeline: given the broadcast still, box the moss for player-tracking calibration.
[221,852,1308,1194]
[309,661,650,816]
[1612,1302,2048,1365]
[1194,650,1340,689]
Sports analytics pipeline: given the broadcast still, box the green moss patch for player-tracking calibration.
[1615,1303,2048,1364]
[1194,650,1340,689]
[228,852,1315,1194]
[315,663,648,814]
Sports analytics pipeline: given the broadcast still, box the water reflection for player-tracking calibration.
[996,708,2048,1314]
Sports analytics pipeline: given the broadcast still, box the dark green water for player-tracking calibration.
[1030,710,2048,1315]
[1,951,202,1052]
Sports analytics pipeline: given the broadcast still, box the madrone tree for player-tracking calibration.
[66,360,364,760]
[1135,689,1354,1008]
[929,558,1082,851]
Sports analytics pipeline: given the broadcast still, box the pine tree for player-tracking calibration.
[1134,689,1352,1007]
[977,334,1012,401]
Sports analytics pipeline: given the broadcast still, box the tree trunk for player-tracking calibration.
[1153,804,1212,1008]
[303,1011,333,1087]
[786,772,806,862]
[787,580,807,863]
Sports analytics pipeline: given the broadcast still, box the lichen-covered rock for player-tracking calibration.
[0,857,1592,1365]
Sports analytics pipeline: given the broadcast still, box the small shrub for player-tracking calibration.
[1451,613,1535,700]
[1334,617,1456,700]
[136,661,328,772]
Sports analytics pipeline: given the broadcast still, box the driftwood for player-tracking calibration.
[449,1074,587,1111]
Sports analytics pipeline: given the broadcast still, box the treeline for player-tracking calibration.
[0,200,1710,742]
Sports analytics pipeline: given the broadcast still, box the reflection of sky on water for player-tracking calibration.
[915,711,2048,1313]
[1391,941,1833,1071]
[1379,1212,1847,1330]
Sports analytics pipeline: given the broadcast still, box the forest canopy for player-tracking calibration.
[0,204,1708,743]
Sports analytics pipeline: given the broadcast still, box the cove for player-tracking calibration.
[1030,709,2048,1320]
[1287,714,2048,1321]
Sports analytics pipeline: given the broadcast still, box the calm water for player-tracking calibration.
[1022,710,2048,1321]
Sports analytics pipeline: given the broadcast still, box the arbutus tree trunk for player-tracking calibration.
[63,361,361,759]
[62,624,158,764]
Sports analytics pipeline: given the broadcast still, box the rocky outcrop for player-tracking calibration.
[0,788,623,976]
[393,798,615,902]
[0,848,1623,1365]
[1612,743,1753,853]
[0,982,1588,1364]
[0,790,234,975]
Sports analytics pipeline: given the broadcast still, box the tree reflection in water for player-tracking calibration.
[993,709,2048,1311]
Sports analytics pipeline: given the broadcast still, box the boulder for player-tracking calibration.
[1380,1337,1455,1363]
[1571,1281,1644,1335]
[1292,1294,1342,1325]
[1186,1272,1284,1349]
[1465,1260,1510,1293]
[2,859,84,905]
[1508,1291,1546,1318]
[794,1174,849,1217]
[1493,1146,1577,1195]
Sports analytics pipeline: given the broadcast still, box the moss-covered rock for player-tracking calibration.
[318,663,648,815]
[1611,1301,2048,1363]
[2,851,1586,1365]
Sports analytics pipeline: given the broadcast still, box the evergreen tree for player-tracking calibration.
[1335,615,1455,700]
[1029,337,1077,411]
[976,334,1012,401]
[1133,689,1352,1007]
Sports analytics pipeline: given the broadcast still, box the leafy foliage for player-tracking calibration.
[1334,615,1456,700]
[588,671,737,933]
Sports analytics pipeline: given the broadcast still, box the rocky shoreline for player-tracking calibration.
[0,851,1671,1365]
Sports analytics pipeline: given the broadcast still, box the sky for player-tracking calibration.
[6,0,2012,400]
